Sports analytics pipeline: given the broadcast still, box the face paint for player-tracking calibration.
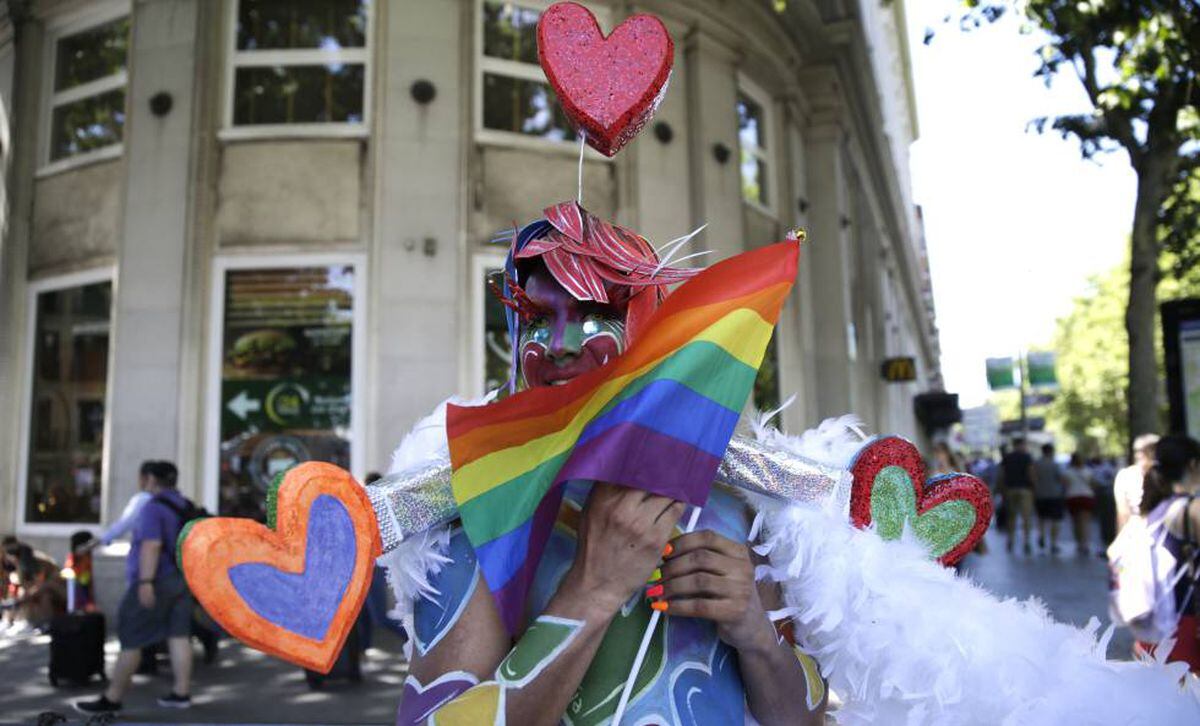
[519,269,626,389]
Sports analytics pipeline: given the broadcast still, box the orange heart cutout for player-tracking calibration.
[179,462,380,672]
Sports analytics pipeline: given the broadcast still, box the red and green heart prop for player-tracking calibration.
[537,1,673,156]
[849,437,992,566]
[178,462,380,672]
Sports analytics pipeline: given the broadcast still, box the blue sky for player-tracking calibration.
[904,4,1136,407]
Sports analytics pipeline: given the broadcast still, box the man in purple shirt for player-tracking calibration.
[76,461,196,714]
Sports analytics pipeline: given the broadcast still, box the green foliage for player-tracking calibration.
[1044,253,1200,456]
[1046,265,1129,455]
[948,0,1197,444]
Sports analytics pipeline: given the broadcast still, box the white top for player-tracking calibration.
[1063,468,1093,499]
[1114,464,1144,517]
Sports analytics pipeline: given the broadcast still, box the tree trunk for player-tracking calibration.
[1125,152,1169,446]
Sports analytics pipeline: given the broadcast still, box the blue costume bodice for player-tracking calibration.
[412,481,752,725]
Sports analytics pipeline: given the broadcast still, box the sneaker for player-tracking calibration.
[157,692,192,709]
[74,695,122,715]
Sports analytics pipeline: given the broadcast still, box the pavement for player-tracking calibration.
[0,523,1128,725]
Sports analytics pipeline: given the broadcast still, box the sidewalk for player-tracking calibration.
[1,526,1132,724]
[0,627,407,725]
[960,527,1135,660]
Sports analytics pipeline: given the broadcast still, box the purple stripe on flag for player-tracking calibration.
[556,423,723,507]
[490,486,564,634]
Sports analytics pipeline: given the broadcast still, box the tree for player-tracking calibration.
[1044,248,1200,455]
[956,0,1199,447]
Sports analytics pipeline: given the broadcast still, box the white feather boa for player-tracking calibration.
[380,405,1200,723]
[747,417,1200,725]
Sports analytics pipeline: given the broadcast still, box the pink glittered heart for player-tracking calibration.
[537,2,673,156]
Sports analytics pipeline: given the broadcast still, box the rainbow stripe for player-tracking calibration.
[447,241,799,633]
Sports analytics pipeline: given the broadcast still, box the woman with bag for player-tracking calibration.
[1133,435,1200,671]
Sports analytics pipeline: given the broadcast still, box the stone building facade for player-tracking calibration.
[0,0,941,550]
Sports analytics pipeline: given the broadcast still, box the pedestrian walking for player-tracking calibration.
[1063,454,1097,556]
[1033,443,1067,554]
[997,438,1037,554]
[1090,456,1119,546]
[1115,434,1160,531]
[1129,435,1200,672]
[75,461,197,715]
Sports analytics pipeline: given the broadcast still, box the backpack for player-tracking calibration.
[152,493,210,525]
[151,494,211,565]
[1107,494,1198,643]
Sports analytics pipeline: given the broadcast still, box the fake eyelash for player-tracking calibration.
[487,272,545,323]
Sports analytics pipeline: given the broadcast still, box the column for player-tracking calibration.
[105,0,199,505]
[683,29,743,262]
[0,14,44,533]
[368,0,466,468]
[801,67,855,419]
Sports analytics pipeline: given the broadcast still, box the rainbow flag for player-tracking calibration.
[447,241,799,633]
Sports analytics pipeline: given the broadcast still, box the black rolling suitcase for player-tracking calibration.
[48,612,107,686]
[303,624,362,689]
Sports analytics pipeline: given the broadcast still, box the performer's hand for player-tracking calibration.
[565,483,687,613]
[660,530,774,652]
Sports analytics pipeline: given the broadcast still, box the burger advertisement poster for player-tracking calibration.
[217,266,354,520]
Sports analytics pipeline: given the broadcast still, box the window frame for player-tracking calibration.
[37,0,131,178]
[469,250,510,399]
[203,253,368,514]
[219,0,375,142]
[473,0,611,158]
[17,266,117,536]
[736,74,778,218]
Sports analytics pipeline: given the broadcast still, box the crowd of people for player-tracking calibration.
[942,431,1200,674]
[948,438,1130,557]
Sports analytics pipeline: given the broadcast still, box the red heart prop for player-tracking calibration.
[538,2,673,156]
[849,437,993,566]
[179,462,380,672]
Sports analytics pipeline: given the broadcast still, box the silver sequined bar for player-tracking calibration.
[365,436,852,554]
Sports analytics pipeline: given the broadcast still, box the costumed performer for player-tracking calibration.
[391,204,826,725]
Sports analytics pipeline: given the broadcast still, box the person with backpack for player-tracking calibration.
[1112,435,1200,671]
[76,461,198,714]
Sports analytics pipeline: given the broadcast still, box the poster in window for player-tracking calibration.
[218,266,354,520]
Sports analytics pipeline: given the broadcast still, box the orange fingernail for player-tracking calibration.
[662,543,674,557]
[646,584,664,598]
[651,600,669,612]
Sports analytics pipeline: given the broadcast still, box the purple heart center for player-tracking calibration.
[228,495,355,641]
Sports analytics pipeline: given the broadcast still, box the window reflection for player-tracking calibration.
[483,269,514,394]
[231,0,368,128]
[54,17,129,91]
[737,93,771,206]
[753,331,782,420]
[483,73,577,141]
[218,267,355,520]
[26,281,112,524]
[233,65,364,125]
[480,1,577,141]
[236,0,368,50]
[48,16,128,163]
[483,1,540,64]
[50,89,126,161]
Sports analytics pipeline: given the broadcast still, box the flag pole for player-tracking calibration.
[612,505,704,726]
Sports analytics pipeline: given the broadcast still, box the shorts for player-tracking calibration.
[1035,498,1065,520]
[117,570,193,650]
[1066,496,1095,515]
[1005,488,1034,522]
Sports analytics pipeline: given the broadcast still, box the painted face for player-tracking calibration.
[519,269,626,388]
